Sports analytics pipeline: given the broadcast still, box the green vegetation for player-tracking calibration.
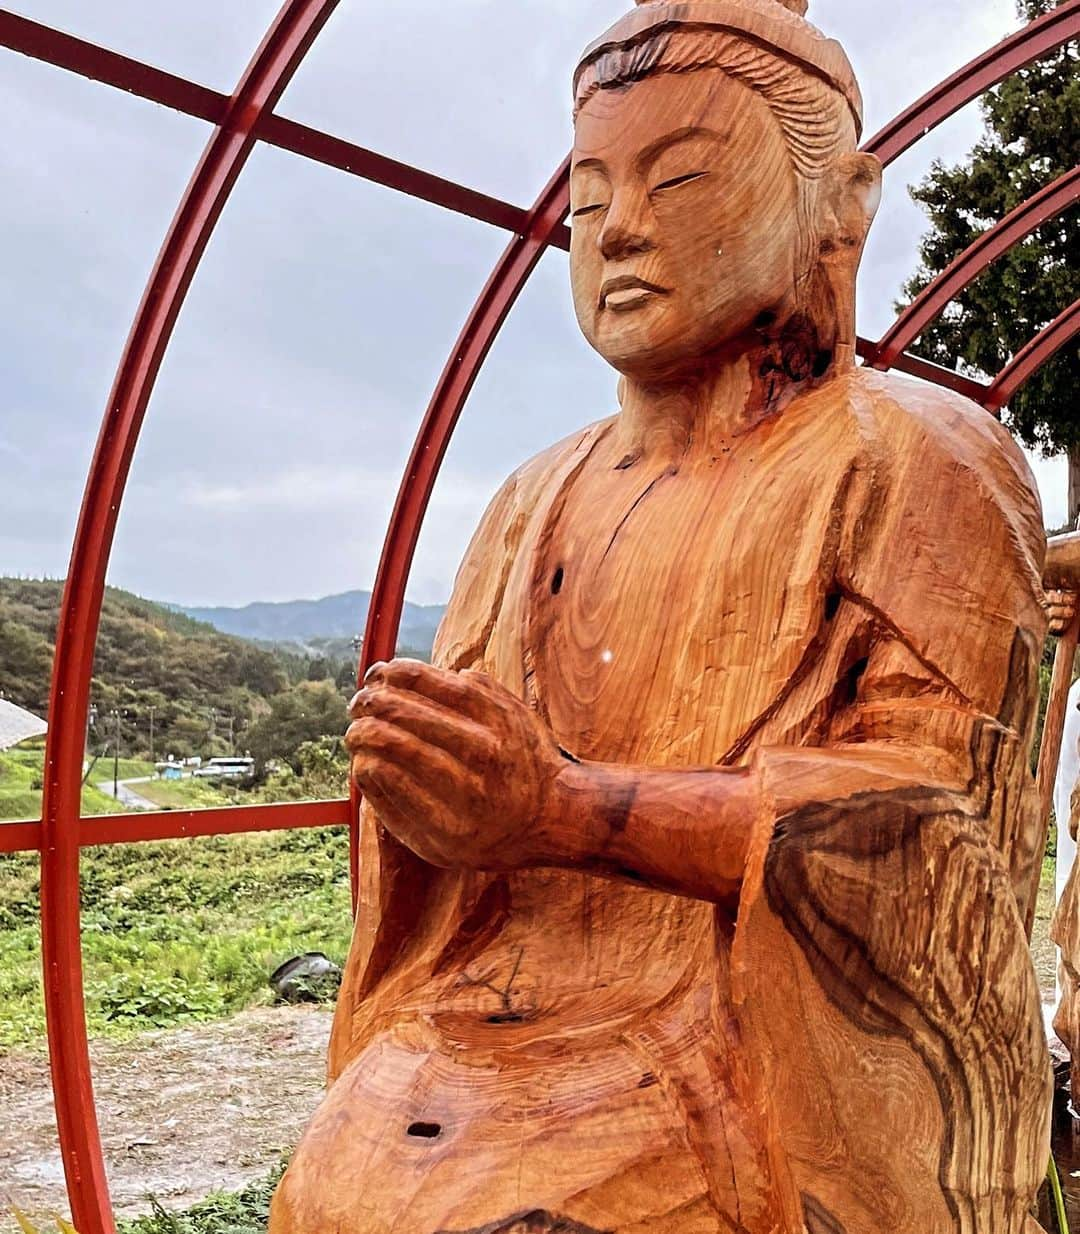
[0,744,126,823]
[0,825,351,1047]
[900,0,1078,492]
[133,776,238,811]
[245,682,351,773]
[88,758,156,785]
[118,1165,286,1234]
[0,578,349,764]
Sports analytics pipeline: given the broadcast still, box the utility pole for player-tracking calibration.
[148,705,156,764]
[112,708,121,798]
[226,713,235,756]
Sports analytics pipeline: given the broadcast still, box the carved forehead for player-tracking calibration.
[572,69,780,169]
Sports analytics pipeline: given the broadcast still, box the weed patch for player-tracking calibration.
[0,829,351,1046]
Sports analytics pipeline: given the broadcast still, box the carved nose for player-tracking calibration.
[598,197,653,261]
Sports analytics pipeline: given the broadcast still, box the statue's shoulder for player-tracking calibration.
[473,416,617,541]
[842,367,1041,511]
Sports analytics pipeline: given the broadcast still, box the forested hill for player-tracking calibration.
[0,578,318,759]
[178,589,445,653]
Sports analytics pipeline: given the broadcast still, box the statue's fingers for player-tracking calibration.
[367,658,499,720]
[356,686,497,765]
[353,762,456,868]
[349,716,480,798]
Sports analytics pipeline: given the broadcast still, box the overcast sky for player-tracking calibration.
[2,0,1065,608]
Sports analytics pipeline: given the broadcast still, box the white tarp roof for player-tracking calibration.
[0,698,47,750]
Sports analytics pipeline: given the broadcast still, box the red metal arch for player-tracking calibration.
[985,298,1080,414]
[863,0,1080,167]
[0,3,1075,1233]
[38,5,340,1232]
[864,165,1080,372]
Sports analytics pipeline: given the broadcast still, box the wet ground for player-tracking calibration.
[0,1005,331,1232]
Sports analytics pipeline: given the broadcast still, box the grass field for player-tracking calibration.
[133,776,240,811]
[0,826,351,1047]
[87,757,157,786]
[112,1165,286,1234]
[0,745,127,823]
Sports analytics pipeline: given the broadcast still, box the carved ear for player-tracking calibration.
[817,151,881,266]
[814,151,882,365]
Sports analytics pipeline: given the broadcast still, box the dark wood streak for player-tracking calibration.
[436,1212,610,1234]
[762,792,1005,1229]
[802,1193,848,1234]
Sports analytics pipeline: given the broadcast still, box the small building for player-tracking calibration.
[0,698,47,751]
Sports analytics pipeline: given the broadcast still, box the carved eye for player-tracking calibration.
[571,202,608,220]
[651,171,709,194]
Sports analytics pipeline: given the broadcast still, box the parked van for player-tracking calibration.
[193,756,255,779]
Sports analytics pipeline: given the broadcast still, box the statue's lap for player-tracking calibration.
[276,1011,736,1233]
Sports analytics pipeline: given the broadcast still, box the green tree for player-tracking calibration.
[899,0,1079,515]
[245,680,348,772]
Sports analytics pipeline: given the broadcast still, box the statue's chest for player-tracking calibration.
[491,448,837,766]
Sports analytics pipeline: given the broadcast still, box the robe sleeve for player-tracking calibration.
[730,387,1051,1233]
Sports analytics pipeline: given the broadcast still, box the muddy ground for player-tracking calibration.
[0,1006,332,1231]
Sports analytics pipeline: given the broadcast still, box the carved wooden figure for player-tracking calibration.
[270,2,1053,1231]
[1043,536,1080,1107]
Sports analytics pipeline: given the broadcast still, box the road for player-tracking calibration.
[94,775,159,811]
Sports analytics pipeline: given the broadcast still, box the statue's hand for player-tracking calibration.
[345,659,567,868]
[1047,588,1078,636]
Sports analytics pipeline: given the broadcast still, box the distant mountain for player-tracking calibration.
[177,590,446,657]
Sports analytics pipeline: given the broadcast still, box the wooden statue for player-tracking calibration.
[1044,539,1080,1107]
[270,2,1053,1231]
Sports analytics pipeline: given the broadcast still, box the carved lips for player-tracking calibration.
[599,274,669,312]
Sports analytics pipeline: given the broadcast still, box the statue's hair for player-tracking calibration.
[574,29,857,182]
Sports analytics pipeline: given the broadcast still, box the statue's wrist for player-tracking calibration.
[534,758,608,868]
[536,758,635,870]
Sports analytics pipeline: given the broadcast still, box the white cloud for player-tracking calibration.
[1,0,1066,607]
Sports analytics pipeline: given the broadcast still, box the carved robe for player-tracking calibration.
[274,368,1051,1234]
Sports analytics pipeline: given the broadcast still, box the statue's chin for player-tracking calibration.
[590,330,745,385]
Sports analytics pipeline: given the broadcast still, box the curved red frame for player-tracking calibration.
[0,3,1077,1230]
[865,165,1080,371]
[985,299,1080,414]
[37,4,340,1232]
[864,0,1080,167]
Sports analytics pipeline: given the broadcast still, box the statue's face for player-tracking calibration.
[570,67,803,380]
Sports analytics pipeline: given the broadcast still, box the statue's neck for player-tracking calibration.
[614,336,842,465]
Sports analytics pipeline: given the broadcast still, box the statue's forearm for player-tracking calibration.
[539,742,969,909]
[540,759,761,910]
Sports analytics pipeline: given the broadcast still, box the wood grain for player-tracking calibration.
[270,4,1053,1231]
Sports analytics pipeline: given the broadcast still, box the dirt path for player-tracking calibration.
[0,1006,332,1230]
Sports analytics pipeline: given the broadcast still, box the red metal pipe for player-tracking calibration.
[349,160,572,899]
[984,299,1080,414]
[866,166,1080,371]
[0,9,532,237]
[854,338,991,402]
[864,0,1080,167]
[0,8,225,122]
[38,4,339,1231]
[0,800,349,855]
